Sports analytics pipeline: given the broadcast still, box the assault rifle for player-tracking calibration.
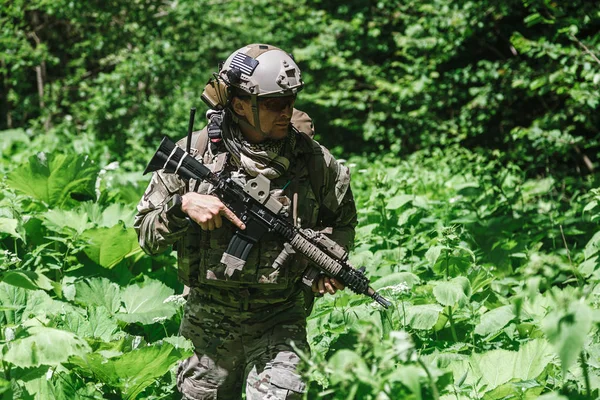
[143,136,391,308]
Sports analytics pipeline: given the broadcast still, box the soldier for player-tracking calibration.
[134,44,357,399]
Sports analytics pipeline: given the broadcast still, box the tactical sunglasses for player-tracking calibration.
[259,95,296,112]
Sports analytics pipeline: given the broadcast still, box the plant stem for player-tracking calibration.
[469,304,476,349]
[2,360,10,381]
[559,225,582,288]
[580,350,591,398]
[379,196,391,250]
[418,358,440,400]
[445,250,449,280]
[401,300,406,328]
[347,382,359,400]
[448,307,458,342]
[1,329,10,381]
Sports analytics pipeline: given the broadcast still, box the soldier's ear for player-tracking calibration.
[231,97,247,117]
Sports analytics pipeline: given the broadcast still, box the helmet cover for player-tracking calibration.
[220,44,303,98]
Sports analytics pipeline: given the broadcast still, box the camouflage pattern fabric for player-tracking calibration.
[134,110,357,293]
[134,109,357,399]
[177,288,309,399]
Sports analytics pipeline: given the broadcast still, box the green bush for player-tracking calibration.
[2,1,600,398]
[2,0,598,173]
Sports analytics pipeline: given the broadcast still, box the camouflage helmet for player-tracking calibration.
[220,44,304,98]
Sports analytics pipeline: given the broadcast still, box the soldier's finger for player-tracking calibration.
[199,221,209,231]
[214,213,223,229]
[318,277,325,294]
[207,219,215,231]
[324,278,335,295]
[311,280,319,293]
[220,207,246,230]
[331,278,345,290]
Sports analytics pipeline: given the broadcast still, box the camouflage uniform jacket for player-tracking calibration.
[134,110,357,307]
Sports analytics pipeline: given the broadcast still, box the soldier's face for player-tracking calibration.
[234,96,295,142]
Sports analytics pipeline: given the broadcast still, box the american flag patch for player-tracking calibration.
[230,52,259,76]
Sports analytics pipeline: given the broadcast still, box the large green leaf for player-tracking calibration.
[97,203,137,228]
[62,306,119,342]
[74,277,121,314]
[483,381,544,400]
[82,223,141,268]
[4,326,91,368]
[42,208,93,235]
[386,365,425,400]
[371,272,420,290]
[19,371,55,400]
[0,283,28,325]
[0,376,9,395]
[0,217,23,240]
[163,335,194,352]
[521,177,554,202]
[70,342,192,399]
[0,270,54,291]
[324,303,384,336]
[446,339,553,393]
[433,277,471,307]
[542,300,592,376]
[386,194,415,210]
[475,305,515,337]
[405,304,443,330]
[433,255,472,278]
[425,245,446,267]
[513,339,554,380]
[116,279,178,325]
[78,202,138,229]
[6,152,99,207]
[474,349,516,390]
[327,349,372,386]
[0,128,30,156]
[583,231,600,261]
[19,371,100,400]
[22,290,83,322]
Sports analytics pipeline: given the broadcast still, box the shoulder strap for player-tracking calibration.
[295,130,325,205]
[291,108,323,202]
[195,128,210,158]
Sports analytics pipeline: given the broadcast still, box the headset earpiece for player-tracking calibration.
[201,75,231,110]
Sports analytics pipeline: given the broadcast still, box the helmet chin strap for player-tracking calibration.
[230,95,270,140]
[250,95,266,137]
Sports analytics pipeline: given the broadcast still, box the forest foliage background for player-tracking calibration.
[1,0,600,399]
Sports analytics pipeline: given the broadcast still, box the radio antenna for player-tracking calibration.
[186,107,196,154]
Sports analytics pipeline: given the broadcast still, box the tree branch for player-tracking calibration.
[27,29,45,110]
[569,34,600,67]
[574,144,594,173]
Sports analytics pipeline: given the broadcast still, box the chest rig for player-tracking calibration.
[174,110,323,291]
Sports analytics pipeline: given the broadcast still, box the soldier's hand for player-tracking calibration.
[181,193,246,231]
[312,276,345,295]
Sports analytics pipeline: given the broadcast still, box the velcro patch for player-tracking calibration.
[231,52,259,76]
